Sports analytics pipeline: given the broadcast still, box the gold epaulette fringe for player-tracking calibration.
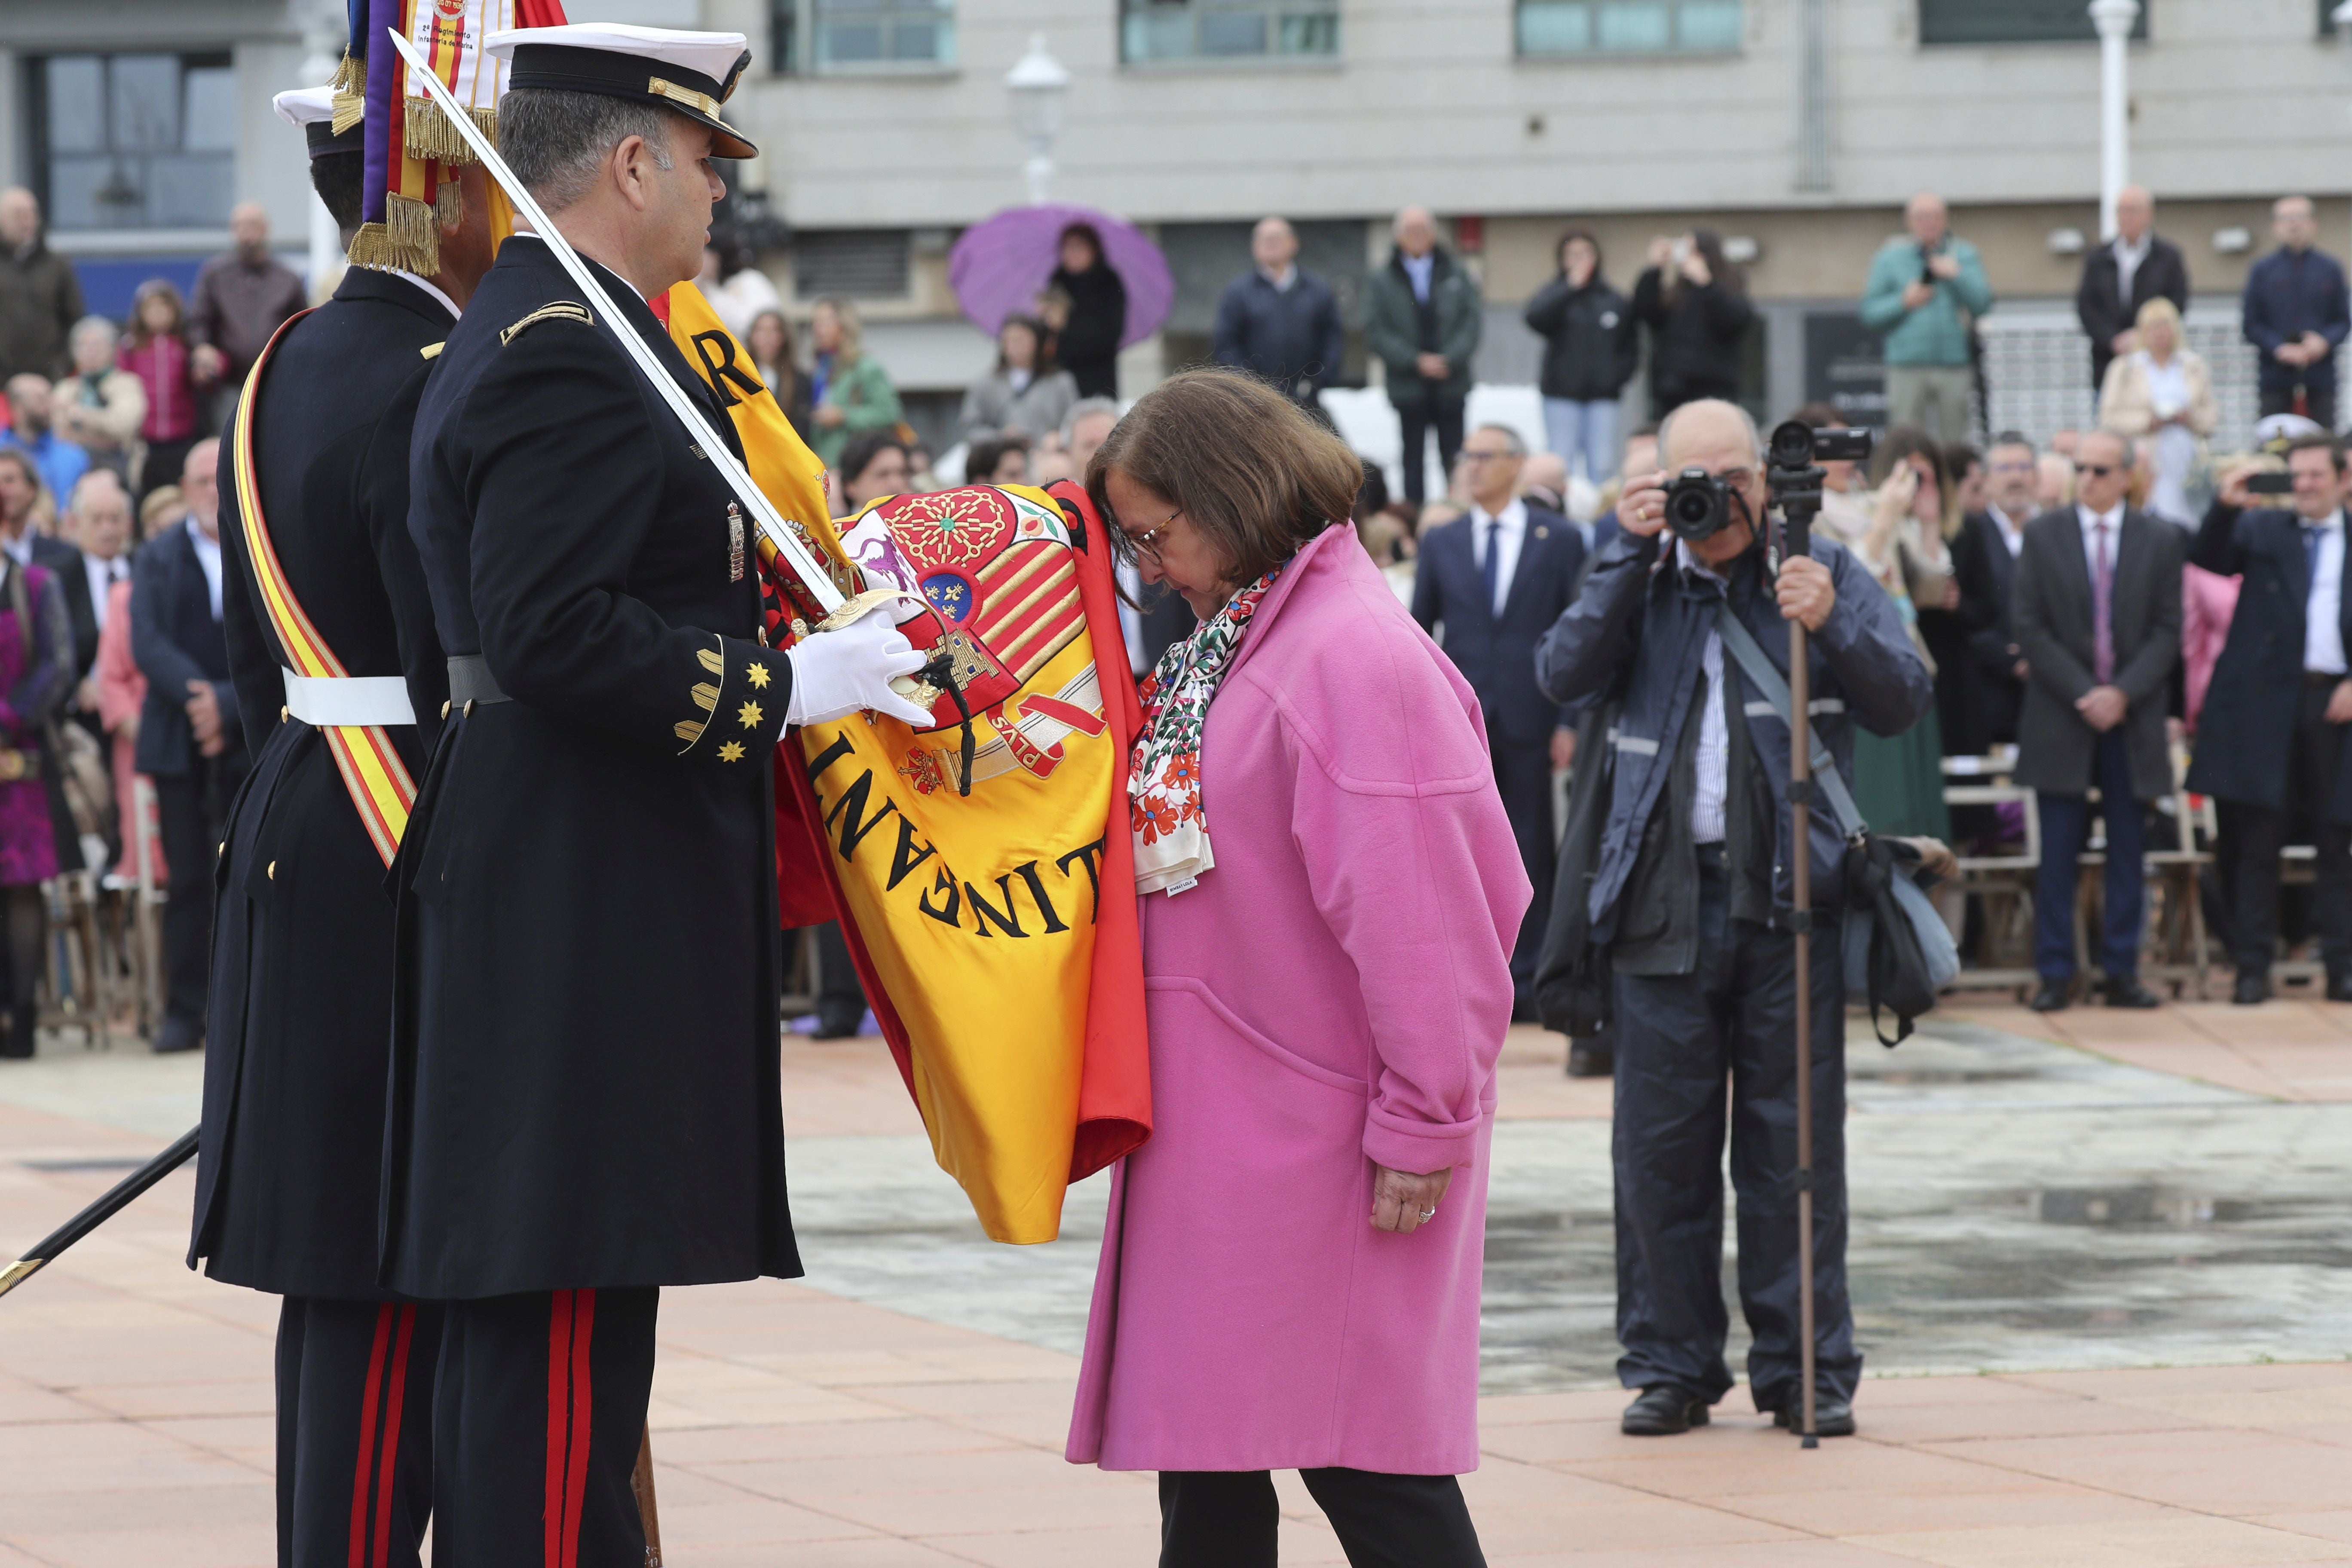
[434,177,462,226]
[404,97,498,165]
[329,52,367,136]
[346,202,437,276]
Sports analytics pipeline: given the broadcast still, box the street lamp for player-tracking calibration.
[2336,0,2352,265]
[2089,0,2139,240]
[1004,33,1070,206]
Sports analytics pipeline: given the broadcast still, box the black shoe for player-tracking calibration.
[2103,975,2162,1009]
[1566,1039,1614,1078]
[2328,973,2352,1004]
[2027,979,2071,1013]
[1771,1396,1857,1438]
[152,1017,202,1055]
[1621,1385,1710,1436]
[2233,972,2272,1006]
[810,1007,865,1041]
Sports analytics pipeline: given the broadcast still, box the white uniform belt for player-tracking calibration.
[282,669,416,727]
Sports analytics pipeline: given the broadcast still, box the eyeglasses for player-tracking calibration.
[2075,463,2116,478]
[1112,504,1181,565]
[1458,450,1517,465]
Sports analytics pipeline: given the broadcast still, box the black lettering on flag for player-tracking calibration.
[966,875,1028,938]
[918,867,962,927]
[824,769,899,861]
[1056,838,1106,924]
[689,329,767,409]
[805,734,855,783]
[1011,860,1070,935]
[885,814,938,892]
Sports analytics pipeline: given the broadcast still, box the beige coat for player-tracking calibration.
[52,368,147,461]
[2098,348,2219,441]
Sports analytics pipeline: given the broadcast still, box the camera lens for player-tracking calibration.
[1669,488,1718,530]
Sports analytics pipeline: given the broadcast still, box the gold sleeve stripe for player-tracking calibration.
[499,302,593,346]
[691,682,720,712]
[675,720,706,743]
[698,647,725,674]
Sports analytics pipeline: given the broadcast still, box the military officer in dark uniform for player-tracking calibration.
[386,26,928,1565]
[187,83,496,1567]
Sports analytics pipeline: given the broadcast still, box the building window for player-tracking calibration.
[770,0,956,73]
[26,52,235,231]
[1516,1,1743,57]
[1918,0,2147,45]
[793,230,912,300]
[1122,0,1341,64]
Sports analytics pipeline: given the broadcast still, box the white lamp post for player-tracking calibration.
[1004,34,1071,206]
[2089,0,2139,240]
[2336,0,2352,263]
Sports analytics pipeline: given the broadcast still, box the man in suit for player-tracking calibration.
[2076,186,2191,393]
[392,29,925,1562]
[55,470,117,687]
[1412,422,1586,1014]
[1210,217,1347,407]
[1949,432,2039,747]
[2187,436,2352,1004]
[2012,430,2182,1012]
[130,435,248,1052]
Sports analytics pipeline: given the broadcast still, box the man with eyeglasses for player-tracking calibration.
[1411,423,1584,1017]
[2187,435,2352,1004]
[1949,432,2041,747]
[2012,430,2183,1013]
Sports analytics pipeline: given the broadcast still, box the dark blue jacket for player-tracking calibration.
[1534,529,1931,932]
[2185,499,2352,813]
[2243,246,2351,395]
[131,520,241,779]
[1211,268,1346,401]
[1411,504,1585,744]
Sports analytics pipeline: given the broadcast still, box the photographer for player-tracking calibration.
[1533,398,1931,1441]
[1859,193,1992,445]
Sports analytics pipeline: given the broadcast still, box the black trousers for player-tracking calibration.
[157,759,240,1032]
[2263,383,2339,433]
[432,1287,658,1568]
[1611,856,1858,1411]
[1489,725,1554,1002]
[1158,1468,1486,1568]
[277,1297,440,1568]
[2222,679,2352,977]
[1396,398,1465,506]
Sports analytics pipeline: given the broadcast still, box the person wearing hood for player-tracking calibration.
[1040,221,1126,401]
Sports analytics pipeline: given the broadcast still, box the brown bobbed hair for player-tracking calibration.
[1087,368,1364,589]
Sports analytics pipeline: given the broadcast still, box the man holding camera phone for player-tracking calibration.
[1534,399,1932,1440]
[1860,193,1992,446]
[2186,436,2352,1004]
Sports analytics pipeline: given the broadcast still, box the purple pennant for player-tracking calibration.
[361,0,403,227]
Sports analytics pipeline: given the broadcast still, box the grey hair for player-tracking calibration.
[1473,422,1525,458]
[70,315,117,351]
[2085,427,2138,469]
[67,467,126,515]
[1060,396,1120,444]
[498,87,677,211]
[1657,398,1765,467]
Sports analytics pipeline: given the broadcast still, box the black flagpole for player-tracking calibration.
[0,1126,199,1301]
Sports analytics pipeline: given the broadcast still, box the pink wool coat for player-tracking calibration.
[1066,522,1529,1476]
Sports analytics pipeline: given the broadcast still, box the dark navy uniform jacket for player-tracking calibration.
[190,265,455,1298]
[383,235,802,1299]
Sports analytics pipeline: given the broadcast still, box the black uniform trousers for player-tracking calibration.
[1488,720,1555,1004]
[1158,1468,1486,1568]
[2221,677,2352,978]
[276,1297,440,1568]
[1611,851,1858,1412]
[431,1287,658,1568]
[158,755,242,1034]
[1397,399,1466,507]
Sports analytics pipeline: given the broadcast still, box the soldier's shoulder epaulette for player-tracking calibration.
[498,302,593,347]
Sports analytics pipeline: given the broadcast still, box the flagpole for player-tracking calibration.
[385,29,845,617]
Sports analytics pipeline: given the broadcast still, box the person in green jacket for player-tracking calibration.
[1858,193,1993,446]
[807,294,903,470]
[1365,207,1483,506]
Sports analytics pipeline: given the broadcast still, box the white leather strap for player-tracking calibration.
[282,669,416,727]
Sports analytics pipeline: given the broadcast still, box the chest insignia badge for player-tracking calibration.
[728,502,746,582]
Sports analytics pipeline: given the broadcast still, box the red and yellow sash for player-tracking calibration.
[227,310,420,867]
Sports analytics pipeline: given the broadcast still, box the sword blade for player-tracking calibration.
[383,30,844,615]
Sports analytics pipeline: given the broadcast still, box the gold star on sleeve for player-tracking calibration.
[738,701,763,729]
[718,741,747,761]
[746,662,772,689]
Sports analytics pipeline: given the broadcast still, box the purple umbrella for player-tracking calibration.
[947,203,1174,351]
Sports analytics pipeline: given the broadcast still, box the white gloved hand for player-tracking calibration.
[784,604,934,727]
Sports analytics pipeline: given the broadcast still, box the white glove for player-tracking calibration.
[784,604,934,726]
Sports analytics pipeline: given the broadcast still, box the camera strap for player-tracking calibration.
[1712,604,1868,845]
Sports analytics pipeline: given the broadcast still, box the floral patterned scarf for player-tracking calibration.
[1128,564,1282,895]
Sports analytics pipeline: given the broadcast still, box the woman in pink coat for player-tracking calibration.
[1067,370,1528,1566]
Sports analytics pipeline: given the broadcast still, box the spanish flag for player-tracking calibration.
[656,282,1152,1244]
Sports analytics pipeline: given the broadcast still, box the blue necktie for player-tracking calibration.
[2307,525,2326,602]
[1482,518,1502,617]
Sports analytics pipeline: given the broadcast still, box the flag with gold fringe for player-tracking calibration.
[652,283,1154,1245]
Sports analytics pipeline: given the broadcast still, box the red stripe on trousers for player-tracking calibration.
[347,1304,395,1568]
[562,1290,596,1568]
[369,1306,418,1568]
[544,1291,573,1568]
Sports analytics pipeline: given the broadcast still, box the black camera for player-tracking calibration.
[2247,470,2295,496]
[1770,422,1871,470]
[1663,467,1734,541]
[1767,420,1871,563]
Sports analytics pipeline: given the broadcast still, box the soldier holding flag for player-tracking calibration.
[385,24,925,1562]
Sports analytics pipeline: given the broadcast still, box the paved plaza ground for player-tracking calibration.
[8,994,2352,1565]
